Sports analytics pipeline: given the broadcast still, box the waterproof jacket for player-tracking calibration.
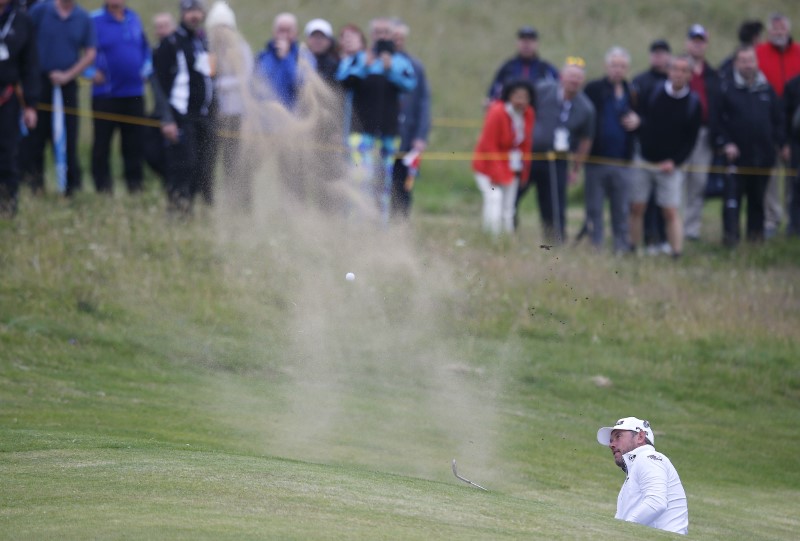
[714,71,785,169]
[472,100,535,186]
[487,55,558,101]
[254,40,315,108]
[153,23,213,118]
[756,39,800,97]
[90,6,150,98]
[337,49,416,137]
[0,4,39,107]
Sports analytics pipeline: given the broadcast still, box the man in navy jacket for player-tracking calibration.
[486,26,558,104]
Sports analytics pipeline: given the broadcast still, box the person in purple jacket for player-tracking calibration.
[90,0,151,194]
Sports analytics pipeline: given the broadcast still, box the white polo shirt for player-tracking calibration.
[617,444,689,535]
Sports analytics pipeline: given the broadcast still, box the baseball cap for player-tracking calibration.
[180,0,205,12]
[305,18,334,39]
[649,39,671,53]
[688,23,708,40]
[597,417,655,446]
[518,26,539,39]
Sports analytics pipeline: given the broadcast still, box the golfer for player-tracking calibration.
[597,417,689,535]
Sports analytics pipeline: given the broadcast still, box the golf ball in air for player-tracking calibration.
[346,272,355,281]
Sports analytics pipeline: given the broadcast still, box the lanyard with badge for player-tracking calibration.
[0,10,16,61]
[553,95,572,152]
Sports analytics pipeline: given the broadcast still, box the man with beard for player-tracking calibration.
[153,0,214,214]
[715,46,785,246]
[597,417,689,535]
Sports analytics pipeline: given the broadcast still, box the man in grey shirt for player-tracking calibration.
[516,58,595,244]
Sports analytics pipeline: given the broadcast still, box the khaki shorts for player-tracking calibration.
[631,161,684,208]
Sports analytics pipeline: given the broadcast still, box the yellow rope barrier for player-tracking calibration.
[34,102,798,177]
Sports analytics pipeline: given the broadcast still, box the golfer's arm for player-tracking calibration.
[628,465,668,524]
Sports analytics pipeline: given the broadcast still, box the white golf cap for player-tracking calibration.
[305,18,334,39]
[597,417,655,446]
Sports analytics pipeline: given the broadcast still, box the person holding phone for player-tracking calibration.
[336,17,416,224]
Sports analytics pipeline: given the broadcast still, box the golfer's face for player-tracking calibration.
[608,430,639,467]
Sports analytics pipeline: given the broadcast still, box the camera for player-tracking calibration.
[375,39,395,55]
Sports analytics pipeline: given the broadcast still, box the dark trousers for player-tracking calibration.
[91,96,145,194]
[20,76,81,195]
[164,114,215,209]
[0,93,21,211]
[723,172,769,245]
[787,145,800,237]
[525,158,568,243]
[390,158,413,220]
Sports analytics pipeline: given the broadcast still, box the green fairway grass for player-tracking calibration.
[3,188,799,539]
[3,1,800,539]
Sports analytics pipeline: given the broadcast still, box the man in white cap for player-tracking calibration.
[597,417,689,535]
[304,18,337,86]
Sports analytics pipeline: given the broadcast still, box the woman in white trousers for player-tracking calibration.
[472,80,535,235]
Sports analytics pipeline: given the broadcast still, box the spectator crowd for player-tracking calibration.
[0,0,430,223]
[475,14,800,253]
[1,0,799,253]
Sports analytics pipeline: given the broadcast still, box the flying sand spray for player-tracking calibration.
[205,1,499,489]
